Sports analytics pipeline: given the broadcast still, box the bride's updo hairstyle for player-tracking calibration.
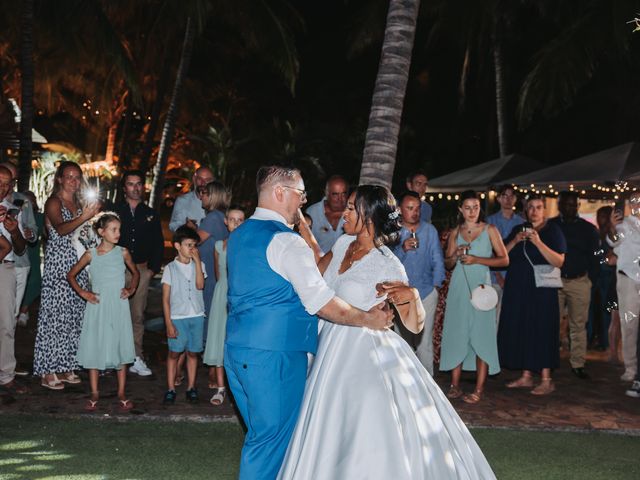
[353,185,402,246]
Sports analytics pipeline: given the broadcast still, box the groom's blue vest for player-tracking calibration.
[225,219,318,354]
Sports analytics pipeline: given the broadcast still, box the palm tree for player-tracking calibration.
[17,0,34,192]
[359,0,421,188]
[149,17,195,209]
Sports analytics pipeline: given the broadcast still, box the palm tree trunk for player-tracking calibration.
[18,0,34,192]
[493,18,510,157]
[359,0,421,188]
[104,122,118,164]
[150,17,195,209]
[139,59,171,174]
[117,93,134,171]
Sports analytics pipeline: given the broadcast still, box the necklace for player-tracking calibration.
[341,241,372,272]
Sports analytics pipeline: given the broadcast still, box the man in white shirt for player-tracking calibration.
[224,165,392,480]
[0,165,27,396]
[168,166,214,231]
[305,175,348,253]
[609,192,640,382]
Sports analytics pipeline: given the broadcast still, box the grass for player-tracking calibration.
[0,415,638,479]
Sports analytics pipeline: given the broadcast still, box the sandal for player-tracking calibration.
[210,387,226,406]
[84,399,98,412]
[118,399,134,412]
[59,372,81,385]
[531,378,555,396]
[41,375,64,391]
[463,390,483,404]
[506,376,534,389]
[446,385,463,399]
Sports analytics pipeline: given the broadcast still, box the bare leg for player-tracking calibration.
[186,352,198,390]
[608,310,622,363]
[474,358,488,394]
[451,365,462,387]
[87,369,99,401]
[117,366,127,401]
[175,352,186,384]
[215,366,225,388]
[208,366,218,388]
[531,367,555,395]
[166,351,180,391]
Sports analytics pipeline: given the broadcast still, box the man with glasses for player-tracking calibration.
[0,165,27,397]
[486,185,524,321]
[169,166,214,231]
[224,165,392,479]
[305,175,348,253]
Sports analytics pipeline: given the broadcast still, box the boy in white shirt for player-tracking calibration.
[161,226,206,404]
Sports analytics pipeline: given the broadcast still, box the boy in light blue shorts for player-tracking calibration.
[161,226,206,404]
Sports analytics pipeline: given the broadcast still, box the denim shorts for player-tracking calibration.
[168,315,205,353]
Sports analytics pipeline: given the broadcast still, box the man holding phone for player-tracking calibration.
[0,163,37,328]
[608,192,640,389]
[0,165,27,396]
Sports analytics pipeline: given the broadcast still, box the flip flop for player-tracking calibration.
[118,399,134,412]
[85,399,98,412]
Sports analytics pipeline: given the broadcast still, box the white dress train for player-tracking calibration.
[278,235,496,479]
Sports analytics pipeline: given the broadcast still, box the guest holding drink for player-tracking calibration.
[440,191,508,404]
[498,194,566,395]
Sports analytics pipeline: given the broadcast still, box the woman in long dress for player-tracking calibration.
[440,191,508,404]
[278,185,496,480]
[33,161,101,390]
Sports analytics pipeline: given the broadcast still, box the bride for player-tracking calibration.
[278,185,496,479]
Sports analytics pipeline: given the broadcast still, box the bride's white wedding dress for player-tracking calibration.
[278,235,496,479]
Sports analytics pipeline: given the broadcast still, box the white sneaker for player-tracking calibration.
[16,312,29,327]
[626,380,640,398]
[130,356,152,376]
[621,371,636,382]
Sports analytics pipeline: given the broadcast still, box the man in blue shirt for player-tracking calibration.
[392,191,445,374]
[305,175,348,253]
[406,171,433,223]
[486,185,524,322]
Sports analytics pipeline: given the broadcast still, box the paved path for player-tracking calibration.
[3,284,639,433]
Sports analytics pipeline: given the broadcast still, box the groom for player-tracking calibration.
[225,166,393,480]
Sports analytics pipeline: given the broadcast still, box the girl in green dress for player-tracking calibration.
[204,205,245,405]
[440,191,509,404]
[68,212,140,412]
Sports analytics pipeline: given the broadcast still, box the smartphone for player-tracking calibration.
[614,198,625,214]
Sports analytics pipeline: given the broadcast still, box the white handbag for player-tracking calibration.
[523,242,563,288]
[461,264,498,312]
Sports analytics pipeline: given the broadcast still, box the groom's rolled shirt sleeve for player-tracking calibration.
[267,232,335,315]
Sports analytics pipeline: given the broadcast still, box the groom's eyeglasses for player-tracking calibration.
[281,186,307,202]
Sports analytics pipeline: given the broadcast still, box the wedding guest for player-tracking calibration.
[498,194,566,395]
[305,175,348,253]
[587,206,617,350]
[440,191,508,404]
[608,192,640,382]
[549,191,599,379]
[168,166,215,231]
[0,163,37,324]
[405,171,432,223]
[486,185,524,320]
[114,170,164,377]
[33,161,101,390]
[392,191,445,374]
[0,165,27,395]
[197,181,230,316]
[17,191,45,327]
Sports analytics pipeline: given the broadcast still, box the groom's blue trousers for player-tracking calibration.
[225,345,308,480]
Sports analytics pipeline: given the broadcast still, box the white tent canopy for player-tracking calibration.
[427,154,545,193]
[505,142,640,188]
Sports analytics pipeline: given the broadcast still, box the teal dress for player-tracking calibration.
[76,246,135,370]
[203,240,228,366]
[440,227,500,375]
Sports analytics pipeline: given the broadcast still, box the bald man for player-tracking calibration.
[168,166,215,232]
[305,175,348,253]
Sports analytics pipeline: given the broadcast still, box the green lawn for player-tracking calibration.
[0,415,638,479]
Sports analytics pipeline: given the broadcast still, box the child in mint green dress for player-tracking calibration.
[204,206,245,405]
[68,212,139,412]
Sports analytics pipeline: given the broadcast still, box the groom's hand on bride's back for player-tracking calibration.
[365,302,394,330]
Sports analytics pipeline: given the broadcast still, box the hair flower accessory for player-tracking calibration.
[388,210,399,220]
